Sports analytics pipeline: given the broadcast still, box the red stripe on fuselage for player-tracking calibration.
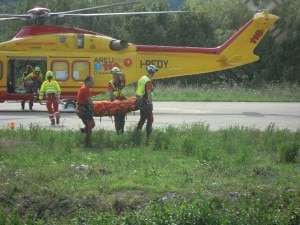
[14,25,103,38]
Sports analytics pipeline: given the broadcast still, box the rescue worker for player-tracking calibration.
[39,71,61,125]
[76,76,95,147]
[108,67,127,134]
[21,65,34,110]
[23,66,43,110]
[136,64,158,144]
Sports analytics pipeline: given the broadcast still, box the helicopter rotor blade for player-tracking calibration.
[0,1,145,22]
[266,0,284,12]
[50,1,143,16]
[0,14,32,20]
[269,25,287,44]
[58,11,186,18]
[0,17,22,21]
[241,0,258,12]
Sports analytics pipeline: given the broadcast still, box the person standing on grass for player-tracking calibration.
[39,71,61,126]
[135,64,158,144]
[108,67,127,134]
[76,76,95,147]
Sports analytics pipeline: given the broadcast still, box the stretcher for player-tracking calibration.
[93,97,138,117]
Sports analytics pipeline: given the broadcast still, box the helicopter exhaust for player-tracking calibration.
[110,40,129,51]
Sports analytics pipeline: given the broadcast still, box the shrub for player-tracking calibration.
[279,143,299,163]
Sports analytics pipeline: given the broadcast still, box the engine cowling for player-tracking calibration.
[110,40,129,51]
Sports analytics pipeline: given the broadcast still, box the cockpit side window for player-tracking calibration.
[72,61,90,81]
[52,61,68,80]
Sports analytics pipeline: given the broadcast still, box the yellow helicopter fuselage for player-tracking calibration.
[0,11,279,102]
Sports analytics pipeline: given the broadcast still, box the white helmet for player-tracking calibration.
[146,65,158,74]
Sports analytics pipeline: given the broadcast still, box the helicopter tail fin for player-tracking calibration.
[219,12,280,66]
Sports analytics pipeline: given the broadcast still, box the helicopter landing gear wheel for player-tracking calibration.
[65,101,76,110]
[60,100,76,110]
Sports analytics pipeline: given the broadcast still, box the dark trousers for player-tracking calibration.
[76,106,95,146]
[137,106,153,141]
[114,113,126,134]
[21,100,33,110]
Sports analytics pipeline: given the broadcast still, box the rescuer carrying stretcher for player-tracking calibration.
[135,64,158,144]
[107,67,127,134]
[76,76,96,147]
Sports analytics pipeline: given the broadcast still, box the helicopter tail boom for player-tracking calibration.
[135,12,279,80]
[218,11,280,66]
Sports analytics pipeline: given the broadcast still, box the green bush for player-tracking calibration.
[279,143,299,163]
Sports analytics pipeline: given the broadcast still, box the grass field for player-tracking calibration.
[0,83,299,224]
[0,123,299,224]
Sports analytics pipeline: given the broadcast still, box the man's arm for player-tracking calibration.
[39,81,46,100]
[146,81,153,104]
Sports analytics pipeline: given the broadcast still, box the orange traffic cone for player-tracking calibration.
[10,121,15,129]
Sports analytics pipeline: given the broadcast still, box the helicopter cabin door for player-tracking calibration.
[7,58,47,99]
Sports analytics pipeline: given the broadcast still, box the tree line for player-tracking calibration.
[0,0,299,85]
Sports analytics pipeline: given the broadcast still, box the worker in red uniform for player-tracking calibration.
[76,76,95,147]
[136,64,158,144]
[108,67,127,134]
[39,71,61,125]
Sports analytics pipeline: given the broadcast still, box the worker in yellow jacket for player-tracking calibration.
[136,64,158,143]
[39,71,61,125]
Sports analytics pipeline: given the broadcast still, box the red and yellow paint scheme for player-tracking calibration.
[0,11,279,105]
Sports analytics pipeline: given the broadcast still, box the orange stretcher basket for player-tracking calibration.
[93,97,138,117]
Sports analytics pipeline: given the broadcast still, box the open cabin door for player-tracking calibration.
[7,58,47,96]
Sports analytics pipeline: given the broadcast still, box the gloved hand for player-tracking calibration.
[39,96,43,100]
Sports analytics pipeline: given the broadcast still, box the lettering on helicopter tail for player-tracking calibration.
[140,60,169,69]
[250,30,264,44]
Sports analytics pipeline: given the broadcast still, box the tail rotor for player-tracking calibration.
[241,0,287,44]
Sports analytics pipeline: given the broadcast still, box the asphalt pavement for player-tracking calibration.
[0,101,299,132]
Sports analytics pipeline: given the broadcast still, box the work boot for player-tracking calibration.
[51,120,55,126]
[80,127,87,133]
[56,117,60,125]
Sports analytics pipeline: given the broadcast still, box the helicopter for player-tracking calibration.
[0,0,283,109]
